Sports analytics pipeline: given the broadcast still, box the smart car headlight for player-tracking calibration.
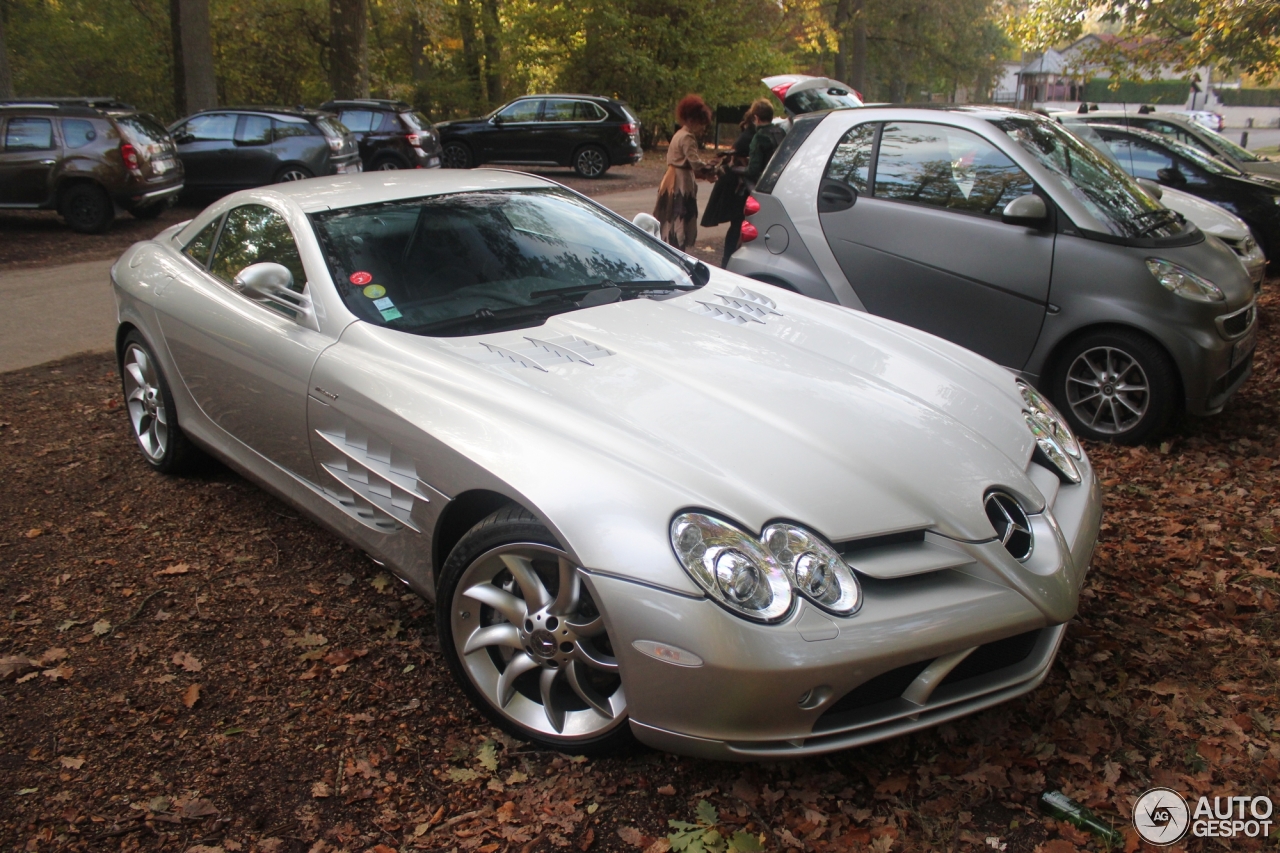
[1145,258,1224,303]
[1016,379,1081,459]
[762,523,861,615]
[670,513,792,622]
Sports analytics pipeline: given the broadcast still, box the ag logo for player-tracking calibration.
[1134,788,1190,845]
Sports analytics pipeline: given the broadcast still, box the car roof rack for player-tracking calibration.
[0,96,136,110]
[321,98,412,108]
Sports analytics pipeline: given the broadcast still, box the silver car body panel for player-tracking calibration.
[112,169,1101,758]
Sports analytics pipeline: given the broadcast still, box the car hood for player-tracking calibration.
[1244,160,1280,178]
[317,275,1046,593]
[1159,186,1248,239]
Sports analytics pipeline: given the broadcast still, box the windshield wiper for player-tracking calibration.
[408,287,628,336]
[529,280,684,299]
[1132,207,1181,237]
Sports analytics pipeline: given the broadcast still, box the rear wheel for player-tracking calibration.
[442,142,473,169]
[275,165,313,183]
[119,331,202,474]
[60,183,114,234]
[1048,329,1179,444]
[373,155,408,171]
[573,145,609,178]
[437,505,631,754]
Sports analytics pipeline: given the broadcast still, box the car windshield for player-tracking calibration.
[991,115,1187,240]
[1153,131,1246,175]
[787,87,861,114]
[310,188,699,337]
[1201,128,1261,162]
[117,115,172,151]
[315,115,348,137]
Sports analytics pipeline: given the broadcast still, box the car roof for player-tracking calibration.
[254,168,563,214]
[824,103,1034,121]
[190,106,328,119]
[321,99,413,111]
[1055,109,1200,127]
[511,94,619,104]
[0,98,140,117]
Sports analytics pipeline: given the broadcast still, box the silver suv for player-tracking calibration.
[728,106,1256,443]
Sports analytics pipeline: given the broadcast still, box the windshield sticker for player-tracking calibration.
[362,284,386,299]
[373,296,395,310]
[380,306,403,321]
[349,271,373,286]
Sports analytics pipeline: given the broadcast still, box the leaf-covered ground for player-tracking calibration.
[2,283,1279,853]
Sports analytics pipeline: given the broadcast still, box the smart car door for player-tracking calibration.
[0,117,58,205]
[156,203,336,480]
[173,113,238,188]
[818,121,1053,369]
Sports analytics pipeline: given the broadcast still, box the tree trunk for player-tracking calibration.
[849,1,867,95]
[409,13,430,105]
[455,0,485,106]
[330,0,369,99]
[0,0,14,100]
[175,0,217,113]
[833,0,851,84]
[480,0,502,106]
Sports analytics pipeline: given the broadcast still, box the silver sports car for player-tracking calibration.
[111,170,1102,759]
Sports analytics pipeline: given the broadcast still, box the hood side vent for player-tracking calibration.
[693,286,784,326]
[462,335,613,371]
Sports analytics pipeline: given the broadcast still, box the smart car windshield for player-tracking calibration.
[311,188,699,337]
[991,116,1189,240]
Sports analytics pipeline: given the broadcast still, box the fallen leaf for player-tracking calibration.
[286,633,327,649]
[38,648,68,666]
[507,770,529,785]
[323,649,357,666]
[42,664,73,681]
[657,784,676,795]
[337,573,355,586]
[311,781,333,799]
[91,620,111,636]
[618,827,648,848]
[25,528,42,538]
[370,573,392,592]
[172,651,203,672]
[0,655,38,681]
[477,740,499,771]
[59,756,85,769]
[180,799,219,819]
[496,801,517,823]
[181,683,201,708]
[643,841,671,853]
[154,562,190,576]
[447,767,480,783]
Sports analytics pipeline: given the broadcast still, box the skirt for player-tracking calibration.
[653,166,699,250]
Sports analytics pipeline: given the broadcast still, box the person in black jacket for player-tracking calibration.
[746,101,786,184]
[701,100,771,266]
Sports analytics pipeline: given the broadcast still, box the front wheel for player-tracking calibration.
[119,331,202,474]
[1048,329,1179,444]
[441,142,473,169]
[437,505,631,754]
[573,145,609,178]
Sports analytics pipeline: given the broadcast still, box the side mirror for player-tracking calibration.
[1136,177,1164,200]
[174,132,194,145]
[233,262,314,324]
[1001,194,1049,228]
[1156,167,1185,186]
[491,114,504,126]
[632,212,661,238]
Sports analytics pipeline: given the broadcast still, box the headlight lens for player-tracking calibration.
[670,514,792,621]
[1145,258,1224,302]
[763,523,861,615]
[1024,412,1082,484]
[1016,379,1081,459]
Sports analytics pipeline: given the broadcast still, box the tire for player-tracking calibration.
[573,145,609,179]
[373,155,407,171]
[128,203,167,220]
[119,331,202,474]
[441,142,473,170]
[436,505,633,754]
[275,165,313,183]
[1047,328,1180,445]
[60,183,114,234]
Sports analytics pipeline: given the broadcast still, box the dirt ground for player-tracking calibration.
[3,274,1280,852]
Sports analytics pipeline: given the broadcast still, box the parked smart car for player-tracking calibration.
[111,168,1100,758]
[168,107,360,194]
[436,95,642,178]
[1089,123,1280,261]
[0,97,183,233]
[728,106,1256,444]
[1066,109,1279,179]
[319,99,443,171]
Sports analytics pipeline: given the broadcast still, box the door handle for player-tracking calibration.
[39,159,56,165]
[817,180,857,213]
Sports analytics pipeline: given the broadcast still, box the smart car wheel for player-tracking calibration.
[1050,329,1178,445]
[275,166,313,183]
[573,145,609,178]
[60,183,114,234]
[442,142,473,169]
[438,505,631,753]
[119,332,201,474]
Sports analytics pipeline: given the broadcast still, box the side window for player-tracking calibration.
[185,113,238,142]
[378,112,400,131]
[874,122,1035,216]
[1116,138,1176,181]
[337,110,376,132]
[824,123,876,194]
[236,114,272,145]
[543,100,576,122]
[62,119,98,149]
[208,205,307,296]
[497,100,541,123]
[273,118,321,140]
[183,217,222,267]
[5,118,54,151]
[575,101,606,120]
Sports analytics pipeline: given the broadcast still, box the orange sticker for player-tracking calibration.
[349,271,372,285]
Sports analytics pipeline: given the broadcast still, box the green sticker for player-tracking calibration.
[380,306,403,321]
[362,284,386,299]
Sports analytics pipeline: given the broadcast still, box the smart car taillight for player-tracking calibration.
[744,196,760,216]
[741,222,759,242]
[120,143,142,175]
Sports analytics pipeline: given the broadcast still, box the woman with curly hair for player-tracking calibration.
[653,94,717,250]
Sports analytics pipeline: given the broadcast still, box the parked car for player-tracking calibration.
[436,95,641,178]
[1170,109,1225,132]
[1088,123,1280,262]
[1064,109,1280,179]
[111,168,1100,758]
[0,97,183,233]
[168,107,361,194]
[319,99,442,171]
[728,106,1256,444]
[1055,117,1267,287]
[762,75,863,120]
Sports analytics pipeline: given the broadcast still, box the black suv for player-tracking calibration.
[168,107,360,194]
[436,95,642,178]
[319,99,443,171]
[0,97,184,233]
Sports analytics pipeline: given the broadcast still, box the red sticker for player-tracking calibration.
[349,271,372,286]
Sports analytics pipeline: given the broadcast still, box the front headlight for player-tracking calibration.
[1025,413,1082,484]
[1145,258,1224,302]
[1016,379,1081,459]
[670,514,792,622]
[762,523,861,615]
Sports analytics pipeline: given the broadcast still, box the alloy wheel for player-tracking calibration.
[1065,345,1149,435]
[575,148,606,178]
[375,160,403,171]
[278,169,311,182]
[450,543,626,739]
[442,143,471,169]
[122,344,169,462]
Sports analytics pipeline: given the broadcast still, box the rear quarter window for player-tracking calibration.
[62,119,100,149]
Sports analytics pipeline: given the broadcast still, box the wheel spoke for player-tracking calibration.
[566,614,605,637]
[550,557,580,615]
[154,403,168,426]
[565,661,614,718]
[1115,394,1145,416]
[1067,375,1101,388]
[1088,400,1103,426]
[463,623,523,654]
[500,554,551,611]
[574,640,618,671]
[539,668,565,733]
[127,386,145,403]
[125,361,147,390]
[496,652,539,707]
[462,583,527,625]
[1108,398,1123,431]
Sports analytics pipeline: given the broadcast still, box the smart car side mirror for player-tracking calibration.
[1001,194,1049,228]
[1156,167,1185,186]
[1137,177,1164,200]
[233,262,315,326]
[632,212,661,238]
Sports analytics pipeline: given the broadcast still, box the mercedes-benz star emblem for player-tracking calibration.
[984,491,1033,561]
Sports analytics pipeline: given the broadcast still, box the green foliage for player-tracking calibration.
[1217,88,1280,107]
[1080,78,1189,103]
[668,800,764,853]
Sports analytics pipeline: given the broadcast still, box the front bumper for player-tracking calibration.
[1181,300,1257,416]
[587,456,1102,760]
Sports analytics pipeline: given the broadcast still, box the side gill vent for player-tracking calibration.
[462,335,613,371]
[313,429,439,533]
[694,286,783,325]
